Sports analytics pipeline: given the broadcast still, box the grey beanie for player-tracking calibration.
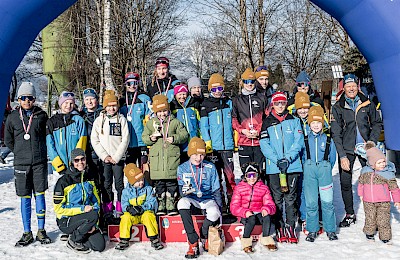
[17,82,36,98]
[71,148,86,162]
[187,77,201,91]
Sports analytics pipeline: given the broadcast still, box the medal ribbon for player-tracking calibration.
[125,91,138,118]
[19,107,34,136]
[190,162,203,192]
[160,115,171,141]
[156,77,172,95]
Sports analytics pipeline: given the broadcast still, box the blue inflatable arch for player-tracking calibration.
[1,0,400,149]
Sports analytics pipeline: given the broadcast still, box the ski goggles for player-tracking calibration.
[243,79,256,84]
[245,171,258,179]
[296,82,310,87]
[273,101,287,107]
[255,65,268,72]
[126,80,139,87]
[155,58,169,67]
[210,86,224,92]
[19,95,35,101]
[62,92,75,98]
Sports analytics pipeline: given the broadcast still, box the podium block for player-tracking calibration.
[108,224,150,242]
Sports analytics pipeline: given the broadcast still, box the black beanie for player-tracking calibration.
[71,148,85,162]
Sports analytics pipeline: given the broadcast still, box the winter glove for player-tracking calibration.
[205,140,213,154]
[126,205,144,216]
[277,158,290,173]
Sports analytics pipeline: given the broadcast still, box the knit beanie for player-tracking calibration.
[58,91,76,107]
[124,163,144,185]
[17,82,36,98]
[208,73,225,91]
[271,92,287,103]
[344,73,358,85]
[187,77,201,91]
[241,162,260,180]
[103,90,118,107]
[296,71,311,84]
[125,72,140,82]
[308,106,324,124]
[254,66,270,79]
[152,94,169,113]
[241,68,256,80]
[83,88,98,99]
[294,92,310,109]
[155,57,169,68]
[174,84,188,96]
[187,137,206,157]
[365,142,386,167]
[71,148,85,161]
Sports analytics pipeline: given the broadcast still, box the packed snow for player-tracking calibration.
[0,150,399,259]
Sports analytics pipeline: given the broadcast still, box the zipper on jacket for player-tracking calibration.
[247,184,255,208]
[248,95,254,146]
[81,171,86,204]
[220,99,225,150]
[315,136,318,162]
[371,172,374,202]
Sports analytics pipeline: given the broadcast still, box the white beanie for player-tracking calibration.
[17,82,36,98]
[187,77,201,91]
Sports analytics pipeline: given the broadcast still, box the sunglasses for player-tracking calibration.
[255,66,268,72]
[83,88,97,96]
[273,101,287,106]
[245,171,258,179]
[19,96,35,101]
[74,157,86,163]
[243,79,255,84]
[211,86,224,92]
[62,92,75,98]
[296,82,310,88]
[126,81,139,87]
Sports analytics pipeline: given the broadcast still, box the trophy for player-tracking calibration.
[152,121,162,137]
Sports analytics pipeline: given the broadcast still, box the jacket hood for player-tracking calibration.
[296,71,311,83]
[361,161,396,180]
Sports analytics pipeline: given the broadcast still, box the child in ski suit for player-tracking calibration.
[142,94,188,216]
[115,163,163,250]
[303,106,338,242]
[200,73,235,215]
[259,92,304,244]
[91,90,130,217]
[358,142,400,244]
[230,162,277,253]
[177,137,222,258]
[170,83,200,163]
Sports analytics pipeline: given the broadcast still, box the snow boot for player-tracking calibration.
[15,232,34,247]
[260,236,277,251]
[305,232,317,242]
[241,237,253,253]
[276,228,288,243]
[115,239,129,250]
[327,232,338,241]
[339,214,356,227]
[150,238,164,250]
[381,240,392,245]
[60,234,69,241]
[185,241,200,259]
[157,193,166,216]
[366,234,375,241]
[115,201,123,218]
[201,238,208,252]
[66,237,91,254]
[286,226,298,244]
[36,229,52,244]
[166,192,178,216]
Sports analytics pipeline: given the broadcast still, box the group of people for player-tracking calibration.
[3,56,400,257]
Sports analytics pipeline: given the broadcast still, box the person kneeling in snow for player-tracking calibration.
[115,163,163,250]
[177,137,222,259]
[53,148,105,254]
[230,162,277,253]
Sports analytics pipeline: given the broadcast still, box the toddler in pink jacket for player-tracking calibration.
[230,162,277,253]
[358,142,400,244]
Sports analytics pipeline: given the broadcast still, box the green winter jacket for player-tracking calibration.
[142,114,188,180]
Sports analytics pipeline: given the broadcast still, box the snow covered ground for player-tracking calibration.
[1,150,400,259]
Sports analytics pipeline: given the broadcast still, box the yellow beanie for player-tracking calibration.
[152,94,169,113]
[187,137,206,157]
[241,68,256,80]
[103,90,118,107]
[308,106,324,124]
[208,73,225,91]
[124,163,144,185]
[294,92,311,109]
